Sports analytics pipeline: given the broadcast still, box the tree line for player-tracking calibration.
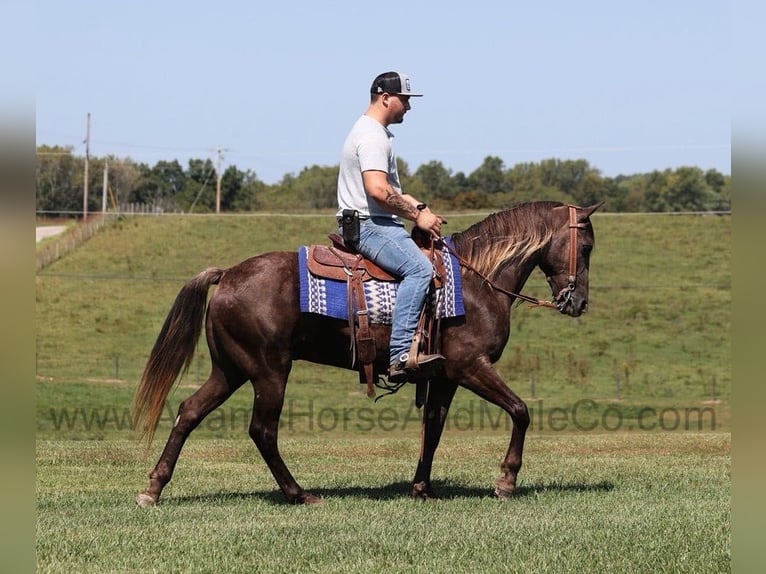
[36,144,730,215]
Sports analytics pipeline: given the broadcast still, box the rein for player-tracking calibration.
[441,205,585,311]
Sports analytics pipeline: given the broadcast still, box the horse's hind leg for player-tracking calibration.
[248,364,322,505]
[137,365,243,506]
[412,379,458,499]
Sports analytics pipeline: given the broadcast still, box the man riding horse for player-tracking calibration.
[336,71,447,384]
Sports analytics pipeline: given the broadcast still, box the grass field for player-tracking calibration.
[36,434,730,573]
[36,210,731,571]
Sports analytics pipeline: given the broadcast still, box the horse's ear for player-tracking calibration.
[580,201,605,220]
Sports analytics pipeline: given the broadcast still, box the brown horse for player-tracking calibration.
[132,200,602,506]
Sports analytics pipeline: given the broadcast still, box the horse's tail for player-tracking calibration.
[132,267,224,445]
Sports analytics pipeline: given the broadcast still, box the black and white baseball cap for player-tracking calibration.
[370,71,423,97]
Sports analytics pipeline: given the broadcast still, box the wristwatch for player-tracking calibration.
[416,203,427,211]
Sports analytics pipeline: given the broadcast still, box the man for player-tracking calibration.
[337,71,446,384]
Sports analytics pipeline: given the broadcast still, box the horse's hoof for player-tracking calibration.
[493,486,514,498]
[493,479,516,499]
[136,492,158,507]
[297,493,324,505]
[411,481,439,500]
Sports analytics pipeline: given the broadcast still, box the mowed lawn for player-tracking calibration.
[36,432,730,573]
[36,211,730,572]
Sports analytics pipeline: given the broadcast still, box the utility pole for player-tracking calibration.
[102,158,109,214]
[83,112,91,222]
[214,146,227,214]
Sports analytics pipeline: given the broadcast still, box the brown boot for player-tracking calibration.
[388,353,445,384]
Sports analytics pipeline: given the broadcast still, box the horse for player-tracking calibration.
[132,200,602,506]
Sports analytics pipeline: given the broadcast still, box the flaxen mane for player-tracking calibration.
[450,201,561,279]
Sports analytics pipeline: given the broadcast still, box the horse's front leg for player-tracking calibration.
[461,356,530,498]
[412,378,458,499]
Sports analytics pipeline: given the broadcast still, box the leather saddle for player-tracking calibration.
[307,231,445,288]
[305,230,447,400]
[308,235,397,283]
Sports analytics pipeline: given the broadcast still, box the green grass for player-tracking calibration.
[35,210,731,571]
[36,433,730,573]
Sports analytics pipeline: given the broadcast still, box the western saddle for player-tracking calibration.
[306,230,446,399]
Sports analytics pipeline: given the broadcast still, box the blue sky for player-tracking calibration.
[34,1,732,183]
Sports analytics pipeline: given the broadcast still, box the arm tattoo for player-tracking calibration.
[384,189,419,219]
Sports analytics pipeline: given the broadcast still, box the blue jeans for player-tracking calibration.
[355,217,433,364]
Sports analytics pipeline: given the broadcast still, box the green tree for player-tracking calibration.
[36,145,83,215]
[642,170,670,212]
[293,164,338,209]
[414,160,456,201]
[101,155,141,210]
[596,178,625,212]
[574,171,606,206]
[453,190,490,209]
[226,169,267,212]
[505,162,540,204]
[610,174,647,212]
[130,160,189,211]
[504,160,569,205]
[262,165,337,211]
[219,165,244,211]
[535,158,606,205]
[184,158,217,212]
[452,171,470,194]
[665,167,713,212]
[468,156,505,195]
[705,169,731,211]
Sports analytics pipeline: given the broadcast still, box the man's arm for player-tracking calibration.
[362,170,443,238]
[362,170,419,219]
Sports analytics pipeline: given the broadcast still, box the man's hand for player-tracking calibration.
[415,208,446,239]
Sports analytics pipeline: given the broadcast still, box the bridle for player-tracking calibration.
[550,204,589,312]
[442,204,587,311]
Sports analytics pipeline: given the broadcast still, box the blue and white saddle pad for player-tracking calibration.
[298,239,465,324]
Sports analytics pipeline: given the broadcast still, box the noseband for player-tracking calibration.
[445,204,586,310]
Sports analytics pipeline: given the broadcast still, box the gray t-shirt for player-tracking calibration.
[336,114,402,221]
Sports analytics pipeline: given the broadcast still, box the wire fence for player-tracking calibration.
[36,214,113,272]
[33,348,726,407]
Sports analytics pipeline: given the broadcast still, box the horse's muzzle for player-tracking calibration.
[555,287,587,317]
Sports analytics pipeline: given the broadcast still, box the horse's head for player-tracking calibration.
[539,202,603,317]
